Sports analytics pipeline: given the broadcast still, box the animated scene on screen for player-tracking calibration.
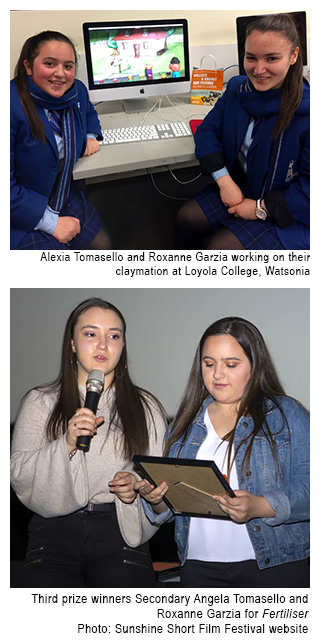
[88,24,186,86]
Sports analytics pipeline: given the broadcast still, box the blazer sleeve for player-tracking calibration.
[264,127,310,229]
[10,110,49,234]
[194,78,246,175]
[194,90,228,174]
[77,80,103,143]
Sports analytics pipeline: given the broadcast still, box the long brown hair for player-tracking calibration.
[245,13,304,138]
[165,317,288,476]
[14,31,78,143]
[40,298,165,460]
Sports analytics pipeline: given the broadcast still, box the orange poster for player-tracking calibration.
[190,68,224,105]
[191,69,224,91]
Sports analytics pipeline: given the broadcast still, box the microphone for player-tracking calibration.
[76,369,105,452]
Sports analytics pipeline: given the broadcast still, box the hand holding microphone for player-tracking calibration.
[76,369,104,452]
[67,370,105,454]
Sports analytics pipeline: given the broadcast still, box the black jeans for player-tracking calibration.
[19,505,156,588]
[180,558,310,588]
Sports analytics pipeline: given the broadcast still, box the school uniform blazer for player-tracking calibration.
[10,79,102,249]
[194,76,310,249]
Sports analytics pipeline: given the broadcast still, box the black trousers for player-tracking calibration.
[19,504,156,588]
[180,557,310,588]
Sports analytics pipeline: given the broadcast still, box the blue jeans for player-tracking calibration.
[19,504,155,588]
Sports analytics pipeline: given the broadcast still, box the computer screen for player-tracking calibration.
[82,18,190,106]
[236,12,308,76]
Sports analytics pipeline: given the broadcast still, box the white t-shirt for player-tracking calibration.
[187,408,256,562]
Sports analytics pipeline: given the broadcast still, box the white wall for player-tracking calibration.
[10,9,309,79]
[10,288,309,421]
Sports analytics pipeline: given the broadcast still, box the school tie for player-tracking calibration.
[49,110,64,137]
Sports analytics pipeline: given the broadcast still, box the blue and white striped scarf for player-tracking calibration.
[28,77,78,211]
[239,79,283,194]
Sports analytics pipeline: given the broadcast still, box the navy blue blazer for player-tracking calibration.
[194,76,310,249]
[10,79,102,249]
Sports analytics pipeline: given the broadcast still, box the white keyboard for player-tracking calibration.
[100,121,192,145]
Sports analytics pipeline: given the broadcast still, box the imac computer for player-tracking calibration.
[236,12,308,76]
[82,18,190,110]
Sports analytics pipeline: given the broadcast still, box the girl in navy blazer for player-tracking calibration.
[11,31,111,250]
[175,13,310,250]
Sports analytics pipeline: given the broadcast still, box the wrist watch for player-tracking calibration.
[255,199,268,220]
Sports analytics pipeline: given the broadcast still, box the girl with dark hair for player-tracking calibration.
[10,298,167,587]
[175,13,310,250]
[135,317,310,588]
[11,31,111,250]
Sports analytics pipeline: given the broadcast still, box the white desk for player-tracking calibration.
[73,95,212,184]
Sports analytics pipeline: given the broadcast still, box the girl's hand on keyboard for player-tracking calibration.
[84,137,100,156]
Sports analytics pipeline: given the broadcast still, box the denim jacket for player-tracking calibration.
[143,395,309,569]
